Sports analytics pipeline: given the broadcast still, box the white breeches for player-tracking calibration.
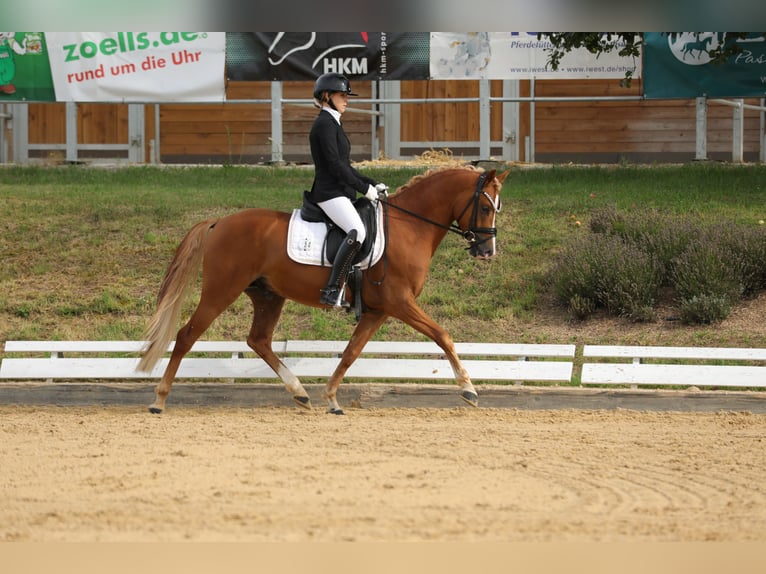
[317,196,367,244]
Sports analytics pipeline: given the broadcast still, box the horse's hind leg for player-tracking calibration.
[244,282,312,409]
[150,290,241,413]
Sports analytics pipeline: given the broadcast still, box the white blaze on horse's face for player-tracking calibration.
[470,186,502,260]
[488,191,502,257]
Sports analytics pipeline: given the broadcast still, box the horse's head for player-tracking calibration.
[455,169,508,260]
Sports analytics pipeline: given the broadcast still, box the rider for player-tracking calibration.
[308,72,388,307]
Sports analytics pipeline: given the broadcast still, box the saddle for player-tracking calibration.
[299,191,379,265]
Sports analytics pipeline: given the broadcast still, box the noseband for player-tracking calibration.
[382,172,501,248]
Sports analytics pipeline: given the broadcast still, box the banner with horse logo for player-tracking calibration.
[643,32,766,98]
[430,33,641,79]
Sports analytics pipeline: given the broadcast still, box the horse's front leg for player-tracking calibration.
[324,311,387,414]
[391,300,478,407]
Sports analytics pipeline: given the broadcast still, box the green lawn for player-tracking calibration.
[2,162,765,347]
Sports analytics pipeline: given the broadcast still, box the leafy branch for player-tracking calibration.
[539,33,762,87]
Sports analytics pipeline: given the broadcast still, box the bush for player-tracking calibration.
[550,206,766,324]
[588,204,624,235]
[548,235,601,320]
[590,206,696,284]
[671,237,744,324]
[677,294,733,324]
[549,233,662,321]
[717,224,766,296]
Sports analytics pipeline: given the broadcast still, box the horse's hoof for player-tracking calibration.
[327,407,345,415]
[293,395,312,410]
[460,391,479,407]
[148,406,163,414]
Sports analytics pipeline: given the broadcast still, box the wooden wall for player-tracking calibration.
[27,102,133,153]
[26,101,155,161]
[20,79,763,164]
[158,81,374,163]
[529,79,762,163]
[399,80,505,144]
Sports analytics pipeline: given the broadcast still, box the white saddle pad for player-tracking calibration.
[287,204,385,268]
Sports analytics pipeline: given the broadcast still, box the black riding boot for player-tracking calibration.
[320,230,361,307]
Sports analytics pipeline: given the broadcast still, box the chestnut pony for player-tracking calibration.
[137,166,508,414]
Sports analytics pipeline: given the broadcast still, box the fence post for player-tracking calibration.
[695,97,707,161]
[128,104,144,163]
[528,77,536,163]
[0,104,7,163]
[502,80,520,162]
[270,81,283,164]
[381,80,401,159]
[66,102,78,163]
[761,98,765,164]
[371,80,379,160]
[479,78,490,159]
[10,103,28,163]
[732,99,744,163]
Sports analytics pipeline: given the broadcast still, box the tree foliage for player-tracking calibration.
[539,33,762,86]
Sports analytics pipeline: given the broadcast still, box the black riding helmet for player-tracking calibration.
[313,73,358,100]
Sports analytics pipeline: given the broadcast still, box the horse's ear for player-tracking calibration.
[483,169,496,185]
[496,170,510,183]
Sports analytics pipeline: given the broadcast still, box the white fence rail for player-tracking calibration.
[4,341,766,391]
[0,340,575,385]
[581,345,766,389]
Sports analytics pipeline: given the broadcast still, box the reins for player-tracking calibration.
[382,172,498,245]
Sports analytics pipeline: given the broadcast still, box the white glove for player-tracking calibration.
[365,184,378,201]
[375,183,389,197]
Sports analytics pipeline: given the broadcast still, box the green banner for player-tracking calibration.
[644,32,766,99]
[0,32,55,102]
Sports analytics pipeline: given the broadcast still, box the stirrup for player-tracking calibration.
[320,286,350,308]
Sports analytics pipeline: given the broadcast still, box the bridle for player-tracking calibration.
[367,172,501,287]
[381,171,501,249]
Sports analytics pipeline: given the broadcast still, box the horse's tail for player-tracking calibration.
[137,219,217,373]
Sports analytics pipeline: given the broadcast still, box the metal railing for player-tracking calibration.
[4,80,765,164]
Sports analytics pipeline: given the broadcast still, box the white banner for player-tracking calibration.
[430,33,641,79]
[46,32,226,102]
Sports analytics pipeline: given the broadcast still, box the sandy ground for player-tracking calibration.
[2,405,766,543]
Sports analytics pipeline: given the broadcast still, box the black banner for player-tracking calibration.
[226,32,430,81]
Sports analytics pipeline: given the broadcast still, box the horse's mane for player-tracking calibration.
[394,164,482,196]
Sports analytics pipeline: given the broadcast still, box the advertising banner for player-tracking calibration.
[0,32,55,102]
[226,32,430,81]
[45,32,226,102]
[430,33,641,79]
[644,32,766,98]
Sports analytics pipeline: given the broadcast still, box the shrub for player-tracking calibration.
[589,206,696,284]
[717,224,766,296]
[548,235,601,320]
[671,228,745,324]
[588,204,624,235]
[549,233,662,321]
[677,294,733,324]
[551,207,766,324]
